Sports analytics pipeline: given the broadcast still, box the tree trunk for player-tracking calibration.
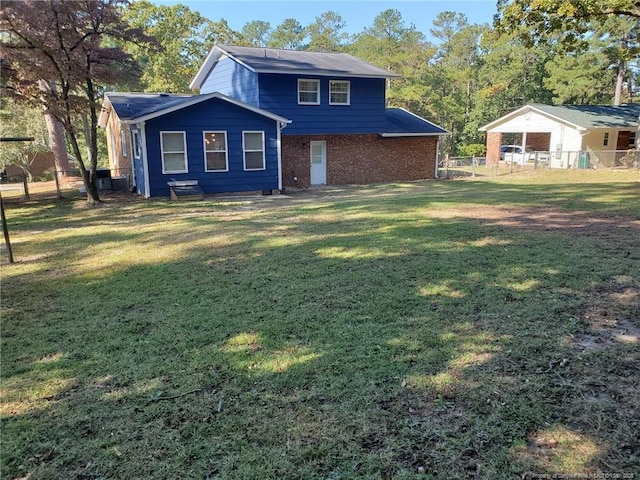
[614,60,625,106]
[614,32,628,106]
[39,81,72,175]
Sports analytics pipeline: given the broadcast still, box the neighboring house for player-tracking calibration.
[480,103,640,168]
[99,92,290,197]
[101,45,448,197]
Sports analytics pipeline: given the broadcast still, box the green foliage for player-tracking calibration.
[458,143,486,156]
[0,98,51,178]
[306,11,348,52]
[268,18,307,49]
[123,1,241,92]
[241,20,272,47]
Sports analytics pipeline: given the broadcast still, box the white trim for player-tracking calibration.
[120,130,128,157]
[190,45,257,90]
[160,131,188,174]
[203,131,229,172]
[140,122,151,198]
[329,80,350,105]
[131,130,141,159]
[298,79,320,105]
[124,92,291,125]
[380,133,447,138]
[479,104,586,132]
[242,131,266,171]
[277,124,282,190]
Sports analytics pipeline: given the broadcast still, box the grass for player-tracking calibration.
[2,169,639,479]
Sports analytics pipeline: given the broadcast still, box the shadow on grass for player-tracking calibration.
[2,179,639,479]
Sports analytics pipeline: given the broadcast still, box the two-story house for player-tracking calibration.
[100,45,447,197]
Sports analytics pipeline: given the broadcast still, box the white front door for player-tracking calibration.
[310,141,326,185]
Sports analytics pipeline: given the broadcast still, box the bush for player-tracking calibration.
[459,143,486,157]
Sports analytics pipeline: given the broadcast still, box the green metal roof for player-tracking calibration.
[530,103,640,129]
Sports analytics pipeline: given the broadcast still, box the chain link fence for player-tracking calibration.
[0,167,132,202]
[438,149,640,179]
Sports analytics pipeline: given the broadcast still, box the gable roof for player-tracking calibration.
[99,91,291,127]
[480,103,640,132]
[381,108,449,137]
[191,45,400,90]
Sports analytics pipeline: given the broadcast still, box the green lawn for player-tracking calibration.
[2,170,639,479]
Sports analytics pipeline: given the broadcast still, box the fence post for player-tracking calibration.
[472,157,476,177]
[0,192,14,263]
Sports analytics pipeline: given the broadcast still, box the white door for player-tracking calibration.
[310,141,326,185]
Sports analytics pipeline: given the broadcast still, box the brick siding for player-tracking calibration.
[525,133,551,151]
[486,132,502,166]
[281,134,438,188]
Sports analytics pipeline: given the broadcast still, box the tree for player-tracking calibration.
[123,1,240,93]
[349,9,434,114]
[0,98,51,181]
[1,0,150,203]
[306,11,348,52]
[496,0,640,105]
[269,18,306,49]
[241,20,272,47]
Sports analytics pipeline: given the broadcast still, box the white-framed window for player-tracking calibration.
[243,131,265,171]
[329,80,350,105]
[131,130,141,159]
[160,131,188,174]
[121,130,128,157]
[298,79,320,105]
[203,131,228,172]
[603,132,609,146]
[629,131,636,147]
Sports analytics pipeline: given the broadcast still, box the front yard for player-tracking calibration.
[2,170,639,479]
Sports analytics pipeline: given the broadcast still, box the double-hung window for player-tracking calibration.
[243,131,265,170]
[329,80,350,105]
[203,131,228,172]
[160,131,188,174]
[121,131,128,157]
[131,130,141,159]
[298,79,320,105]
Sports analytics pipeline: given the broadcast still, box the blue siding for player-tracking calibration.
[143,98,279,197]
[200,57,259,105]
[258,74,386,134]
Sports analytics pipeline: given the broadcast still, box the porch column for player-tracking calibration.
[486,132,502,166]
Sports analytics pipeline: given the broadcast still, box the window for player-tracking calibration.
[243,131,265,170]
[131,130,141,159]
[629,131,636,147]
[298,79,320,105]
[603,132,609,146]
[329,80,350,105]
[203,131,228,172]
[160,131,187,173]
[121,130,128,157]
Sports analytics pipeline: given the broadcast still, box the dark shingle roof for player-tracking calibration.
[104,93,195,121]
[100,92,291,126]
[530,103,640,129]
[190,45,400,90]
[382,108,448,136]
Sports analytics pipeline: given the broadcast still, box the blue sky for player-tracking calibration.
[154,0,498,43]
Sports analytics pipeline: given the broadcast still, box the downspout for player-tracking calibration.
[277,121,288,192]
[140,122,151,198]
[434,136,442,179]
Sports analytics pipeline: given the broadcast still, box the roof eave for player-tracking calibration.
[124,92,291,125]
[479,104,588,131]
[380,132,449,137]
[98,97,113,128]
[254,68,401,79]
